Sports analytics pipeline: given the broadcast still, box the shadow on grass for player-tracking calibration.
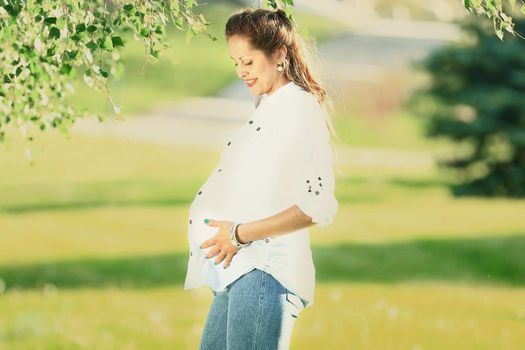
[0,180,202,214]
[387,177,451,189]
[0,198,191,214]
[1,233,523,292]
[0,177,450,214]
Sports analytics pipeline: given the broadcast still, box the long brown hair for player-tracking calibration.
[225,8,343,179]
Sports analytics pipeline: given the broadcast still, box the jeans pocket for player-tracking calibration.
[285,290,305,318]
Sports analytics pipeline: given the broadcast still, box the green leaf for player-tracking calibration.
[56,18,66,30]
[75,23,86,33]
[65,50,78,59]
[101,36,113,51]
[123,4,134,11]
[495,28,504,40]
[154,25,164,35]
[150,47,160,59]
[284,7,293,18]
[111,36,125,47]
[86,41,98,52]
[44,17,57,25]
[175,17,184,30]
[521,4,525,15]
[87,25,97,34]
[172,1,180,17]
[48,27,60,39]
[135,10,145,21]
[59,64,72,75]
[140,27,150,37]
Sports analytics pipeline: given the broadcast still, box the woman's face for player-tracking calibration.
[227,34,285,97]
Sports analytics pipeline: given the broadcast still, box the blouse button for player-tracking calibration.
[227,141,231,146]
[256,127,261,131]
[249,120,253,124]
[190,252,193,256]
[264,238,270,243]
[198,191,202,195]
[189,219,192,224]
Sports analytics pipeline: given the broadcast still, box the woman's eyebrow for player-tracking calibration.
[230,55,251,60]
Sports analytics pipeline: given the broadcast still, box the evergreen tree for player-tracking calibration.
[412,17,525,197]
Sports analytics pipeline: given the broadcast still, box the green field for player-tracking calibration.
[1,114,524,349]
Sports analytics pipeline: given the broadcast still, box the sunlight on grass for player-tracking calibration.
[0,284,523,350]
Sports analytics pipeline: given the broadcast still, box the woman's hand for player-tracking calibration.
[200,219,241,269]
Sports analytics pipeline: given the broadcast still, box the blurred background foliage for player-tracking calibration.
[410,16,525,197]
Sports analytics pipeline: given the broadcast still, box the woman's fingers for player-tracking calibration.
[205,244,240,267]
[222,248,240,269]
[205,247,221,259]
[222,254,232,269]
[213,250,228,265]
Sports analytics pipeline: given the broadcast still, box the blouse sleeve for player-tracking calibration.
[274,95,339,227]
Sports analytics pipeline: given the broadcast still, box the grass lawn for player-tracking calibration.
[1,121,524,348]
[1,284,524,349]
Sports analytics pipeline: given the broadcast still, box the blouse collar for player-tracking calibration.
[255,80,302,109]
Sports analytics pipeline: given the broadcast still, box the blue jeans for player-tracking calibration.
[198,268,307,350]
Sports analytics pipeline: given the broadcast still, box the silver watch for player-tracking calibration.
[229,222,250,248]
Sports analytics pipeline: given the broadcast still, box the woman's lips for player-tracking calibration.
[246,78,258,87]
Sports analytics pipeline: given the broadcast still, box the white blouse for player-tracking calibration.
[183,81,339,309]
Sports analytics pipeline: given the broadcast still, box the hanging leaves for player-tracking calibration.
[462,0,525,40]
[0,0,218,147]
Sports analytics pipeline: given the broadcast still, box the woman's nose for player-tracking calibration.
[236,67,247,79]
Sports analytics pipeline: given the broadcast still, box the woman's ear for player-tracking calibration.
[274,46,288,63]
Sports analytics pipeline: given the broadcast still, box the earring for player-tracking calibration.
[277,63,283,72]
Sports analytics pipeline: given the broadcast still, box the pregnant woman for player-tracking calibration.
[184,8,340,350]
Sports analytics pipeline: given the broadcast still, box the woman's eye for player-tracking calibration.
[234,62,252,67]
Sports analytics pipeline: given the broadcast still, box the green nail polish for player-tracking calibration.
[204,219,209,223]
